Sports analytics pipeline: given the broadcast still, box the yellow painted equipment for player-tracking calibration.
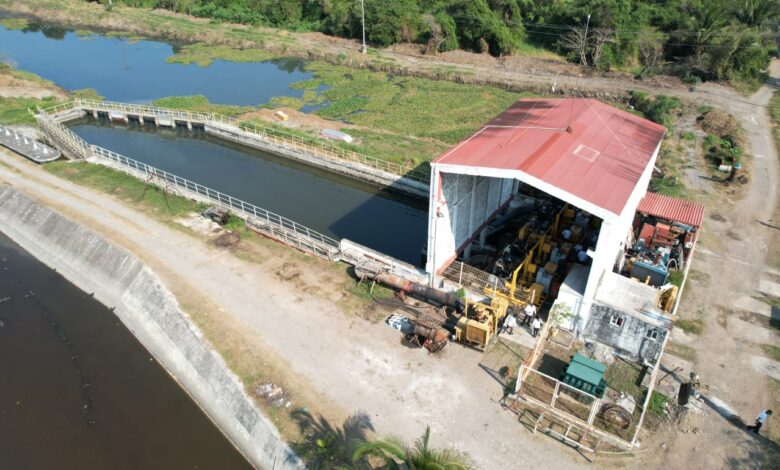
[454,297,509,350]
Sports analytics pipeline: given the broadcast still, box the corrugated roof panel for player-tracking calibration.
[435,98,667,216]
[637,192,704,227]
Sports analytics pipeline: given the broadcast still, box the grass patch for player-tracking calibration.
[166,43,274,67]
[0,96,60,125]
[605,359,645,399]
[668,270,684,287]
[675,318,704,335]
[0,17,29,30]
[650,141,688,198]
[151,95,252,116]
[761,344,780,362]
[648,390,670,416]
[665,342,696,362]
[44,160,202,217]
[304,62,524,145]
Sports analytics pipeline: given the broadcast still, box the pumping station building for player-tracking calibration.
[425,97,703,380]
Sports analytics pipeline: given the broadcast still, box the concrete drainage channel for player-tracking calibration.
[0,185,303,470]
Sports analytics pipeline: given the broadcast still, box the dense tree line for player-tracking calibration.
[101,0,779,83]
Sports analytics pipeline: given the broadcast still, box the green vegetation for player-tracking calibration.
[166,43,274,66]
[605,359,645,399]
[105,0,779,88]
[630,91,681,128]
[0,96,59,125]
[647,391,670,417]
[676,318,704,335]
[665,342,696,361]
[288,62,522,144]
[761,344,780,362]
[353,426,476,470]
[0,17,29,30]
[668,270,684,287]
[151,95,252,116]
[44,161,202,216]
[650,140,688,198]
[769,91,780,268]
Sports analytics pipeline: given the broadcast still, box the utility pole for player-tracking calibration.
[582,14,591,66]
[360,0,367,54]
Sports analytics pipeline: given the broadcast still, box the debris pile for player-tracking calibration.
[255,382,292,409]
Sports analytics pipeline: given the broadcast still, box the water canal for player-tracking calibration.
[69,118,429,264]
[0,231,251,469]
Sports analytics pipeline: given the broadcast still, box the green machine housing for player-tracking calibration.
[562,353,607,398]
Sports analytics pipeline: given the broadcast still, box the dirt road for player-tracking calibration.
[634,62,780,468]
[0,153,590,468]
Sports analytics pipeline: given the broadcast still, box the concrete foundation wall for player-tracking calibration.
[0,185,303,470]
[204,124,428,199]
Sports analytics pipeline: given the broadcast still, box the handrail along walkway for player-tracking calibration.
[34,110,341,260]
[41,100,430,186]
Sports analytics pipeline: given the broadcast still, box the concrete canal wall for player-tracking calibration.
[0,185,303,470]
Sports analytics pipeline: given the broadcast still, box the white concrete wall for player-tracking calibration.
[426,166,514,277]
[576,139,662,332]
[0,186,303,470]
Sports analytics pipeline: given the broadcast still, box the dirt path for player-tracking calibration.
[0,153,590,469]
[635,61,780,468]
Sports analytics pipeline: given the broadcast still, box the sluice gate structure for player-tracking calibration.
[34,102,428,282]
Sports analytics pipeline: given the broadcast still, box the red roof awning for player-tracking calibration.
[637,192,704,227]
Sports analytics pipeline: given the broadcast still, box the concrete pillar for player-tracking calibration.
[92,110,98,119]
[187,121,193,131]
[123,115,129,124]
[154,117,159,127]
[464,243,472,260]
[139,116,144,125]
[479,228,488,248]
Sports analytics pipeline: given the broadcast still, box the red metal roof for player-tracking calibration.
[637,192,704,227]
[434,98,667,216]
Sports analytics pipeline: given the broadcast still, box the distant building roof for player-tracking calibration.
[434,98,667,217]
[637,192,704,228]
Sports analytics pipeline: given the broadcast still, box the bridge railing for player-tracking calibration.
[35,107,341,259]
[42,100,430,185]
[34,111,92,159]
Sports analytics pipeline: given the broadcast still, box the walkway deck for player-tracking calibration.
[0,125,60,163]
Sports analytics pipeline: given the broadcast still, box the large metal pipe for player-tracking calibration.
[373,272,464,312]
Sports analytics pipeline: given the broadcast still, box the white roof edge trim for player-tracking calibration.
[434,162,619,222]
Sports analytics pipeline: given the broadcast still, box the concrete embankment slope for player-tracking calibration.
[0,185,303,470]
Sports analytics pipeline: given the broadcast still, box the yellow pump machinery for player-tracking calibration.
[454,297,509,350]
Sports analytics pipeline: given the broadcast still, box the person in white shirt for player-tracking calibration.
[747,409,773,434]
[531,316,543,337]
[502,314,517,335]
[523,303,537,326]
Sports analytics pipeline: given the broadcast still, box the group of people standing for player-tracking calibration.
[501,302,543,338]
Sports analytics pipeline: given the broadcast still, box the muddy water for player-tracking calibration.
[0,232,252,469]
[69,118,429,265]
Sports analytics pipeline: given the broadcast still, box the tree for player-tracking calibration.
[292,409,375,469]
[562,27,589,66]
[353,426,477,470]
[590,28,615,68]
[732,0,780,28]
[637,27,666,75]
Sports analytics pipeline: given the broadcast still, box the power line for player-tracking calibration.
[446,16,770,51]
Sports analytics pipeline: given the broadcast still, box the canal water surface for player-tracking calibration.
[69,118,429,265]
[0,232,251,469]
